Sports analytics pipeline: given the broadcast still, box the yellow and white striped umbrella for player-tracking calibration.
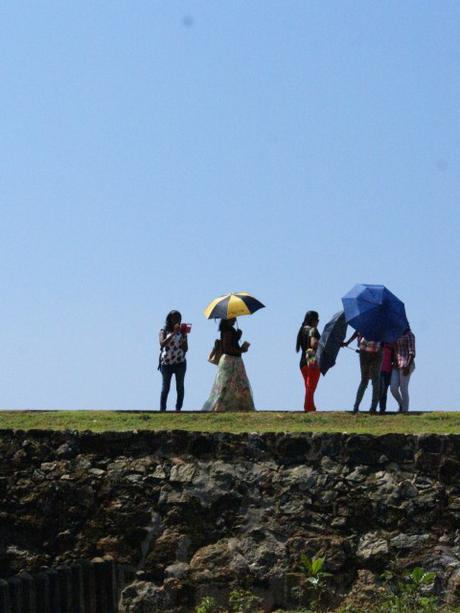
[204,292,265,319]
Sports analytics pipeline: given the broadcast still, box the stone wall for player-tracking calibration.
[1,428,460,611]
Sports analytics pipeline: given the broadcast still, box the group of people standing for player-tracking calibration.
[158,309,416,413]
[296,310,416,414]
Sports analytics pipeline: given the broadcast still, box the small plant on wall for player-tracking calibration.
[195,595,219,613]
[298,554,332,612]
[376,566,438,613]
[195,589,263,613]
[228,589,263,613]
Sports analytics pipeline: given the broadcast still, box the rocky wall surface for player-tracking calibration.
[1,428,460,611]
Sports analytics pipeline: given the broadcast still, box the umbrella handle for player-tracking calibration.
[343,345,360,353]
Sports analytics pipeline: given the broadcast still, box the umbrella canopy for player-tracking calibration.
[317,311,348,375]
[204,292,265,320]
[342,284,409,343]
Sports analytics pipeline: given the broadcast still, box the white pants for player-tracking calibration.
[390,363,415,412]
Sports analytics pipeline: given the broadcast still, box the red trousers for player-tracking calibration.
[301,364,321,412]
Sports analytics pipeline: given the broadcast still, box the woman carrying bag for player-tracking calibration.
[202,318,254,412]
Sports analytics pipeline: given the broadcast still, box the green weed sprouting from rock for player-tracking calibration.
[195,589,263,613]
[377,566,437,613]
[298,554,332,612]
[228,589,263,613]
[272,609,312,613]
[195,595,219,613]
[335,606,362,613]
[273,609,312,613]
[197,564,459,613]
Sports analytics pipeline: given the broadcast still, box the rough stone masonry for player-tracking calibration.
[1,428,460,611]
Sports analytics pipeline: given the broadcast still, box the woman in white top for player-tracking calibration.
[159,310,188,411]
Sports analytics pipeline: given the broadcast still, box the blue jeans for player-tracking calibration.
[160,361,186,411]
[390,363,415,412]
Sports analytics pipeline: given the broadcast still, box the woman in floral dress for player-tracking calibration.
[202,318,255,412]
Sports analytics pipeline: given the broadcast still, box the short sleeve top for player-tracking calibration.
[160,330,186,366]
[299,326,320,368]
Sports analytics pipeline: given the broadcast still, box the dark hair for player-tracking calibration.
[164,310,182,332]
[296,310,319,352]
[219,318,235,332]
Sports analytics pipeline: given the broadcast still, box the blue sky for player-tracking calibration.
[1,1,459,411]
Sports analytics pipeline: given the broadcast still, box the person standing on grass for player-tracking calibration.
[296,311,321,412]
[379,343,394,413]
[343,331,382,414]
[390,327,416,413]
[159,310,188,412]
[202,318,254,412]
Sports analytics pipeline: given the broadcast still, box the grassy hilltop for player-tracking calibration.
[0,410,459,435]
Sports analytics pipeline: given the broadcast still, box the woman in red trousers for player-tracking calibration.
[296,311,321,412]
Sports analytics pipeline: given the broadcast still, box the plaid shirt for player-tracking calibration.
[394,331,416,368]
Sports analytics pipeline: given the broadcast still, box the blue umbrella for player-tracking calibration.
[342,284,409,343]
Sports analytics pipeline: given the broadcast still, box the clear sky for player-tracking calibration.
[1,1,459,411]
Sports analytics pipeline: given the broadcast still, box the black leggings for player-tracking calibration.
[379,371,392,412]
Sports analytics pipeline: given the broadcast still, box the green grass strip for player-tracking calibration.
[0,410,459,435]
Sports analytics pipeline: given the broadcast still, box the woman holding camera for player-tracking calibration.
[159,310,189,411]
[202,318,255,412]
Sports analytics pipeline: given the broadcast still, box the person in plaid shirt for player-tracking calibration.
[390,328,416,412]
[343,331,382,413]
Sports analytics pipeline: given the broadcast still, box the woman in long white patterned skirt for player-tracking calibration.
[202,318,255,412]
